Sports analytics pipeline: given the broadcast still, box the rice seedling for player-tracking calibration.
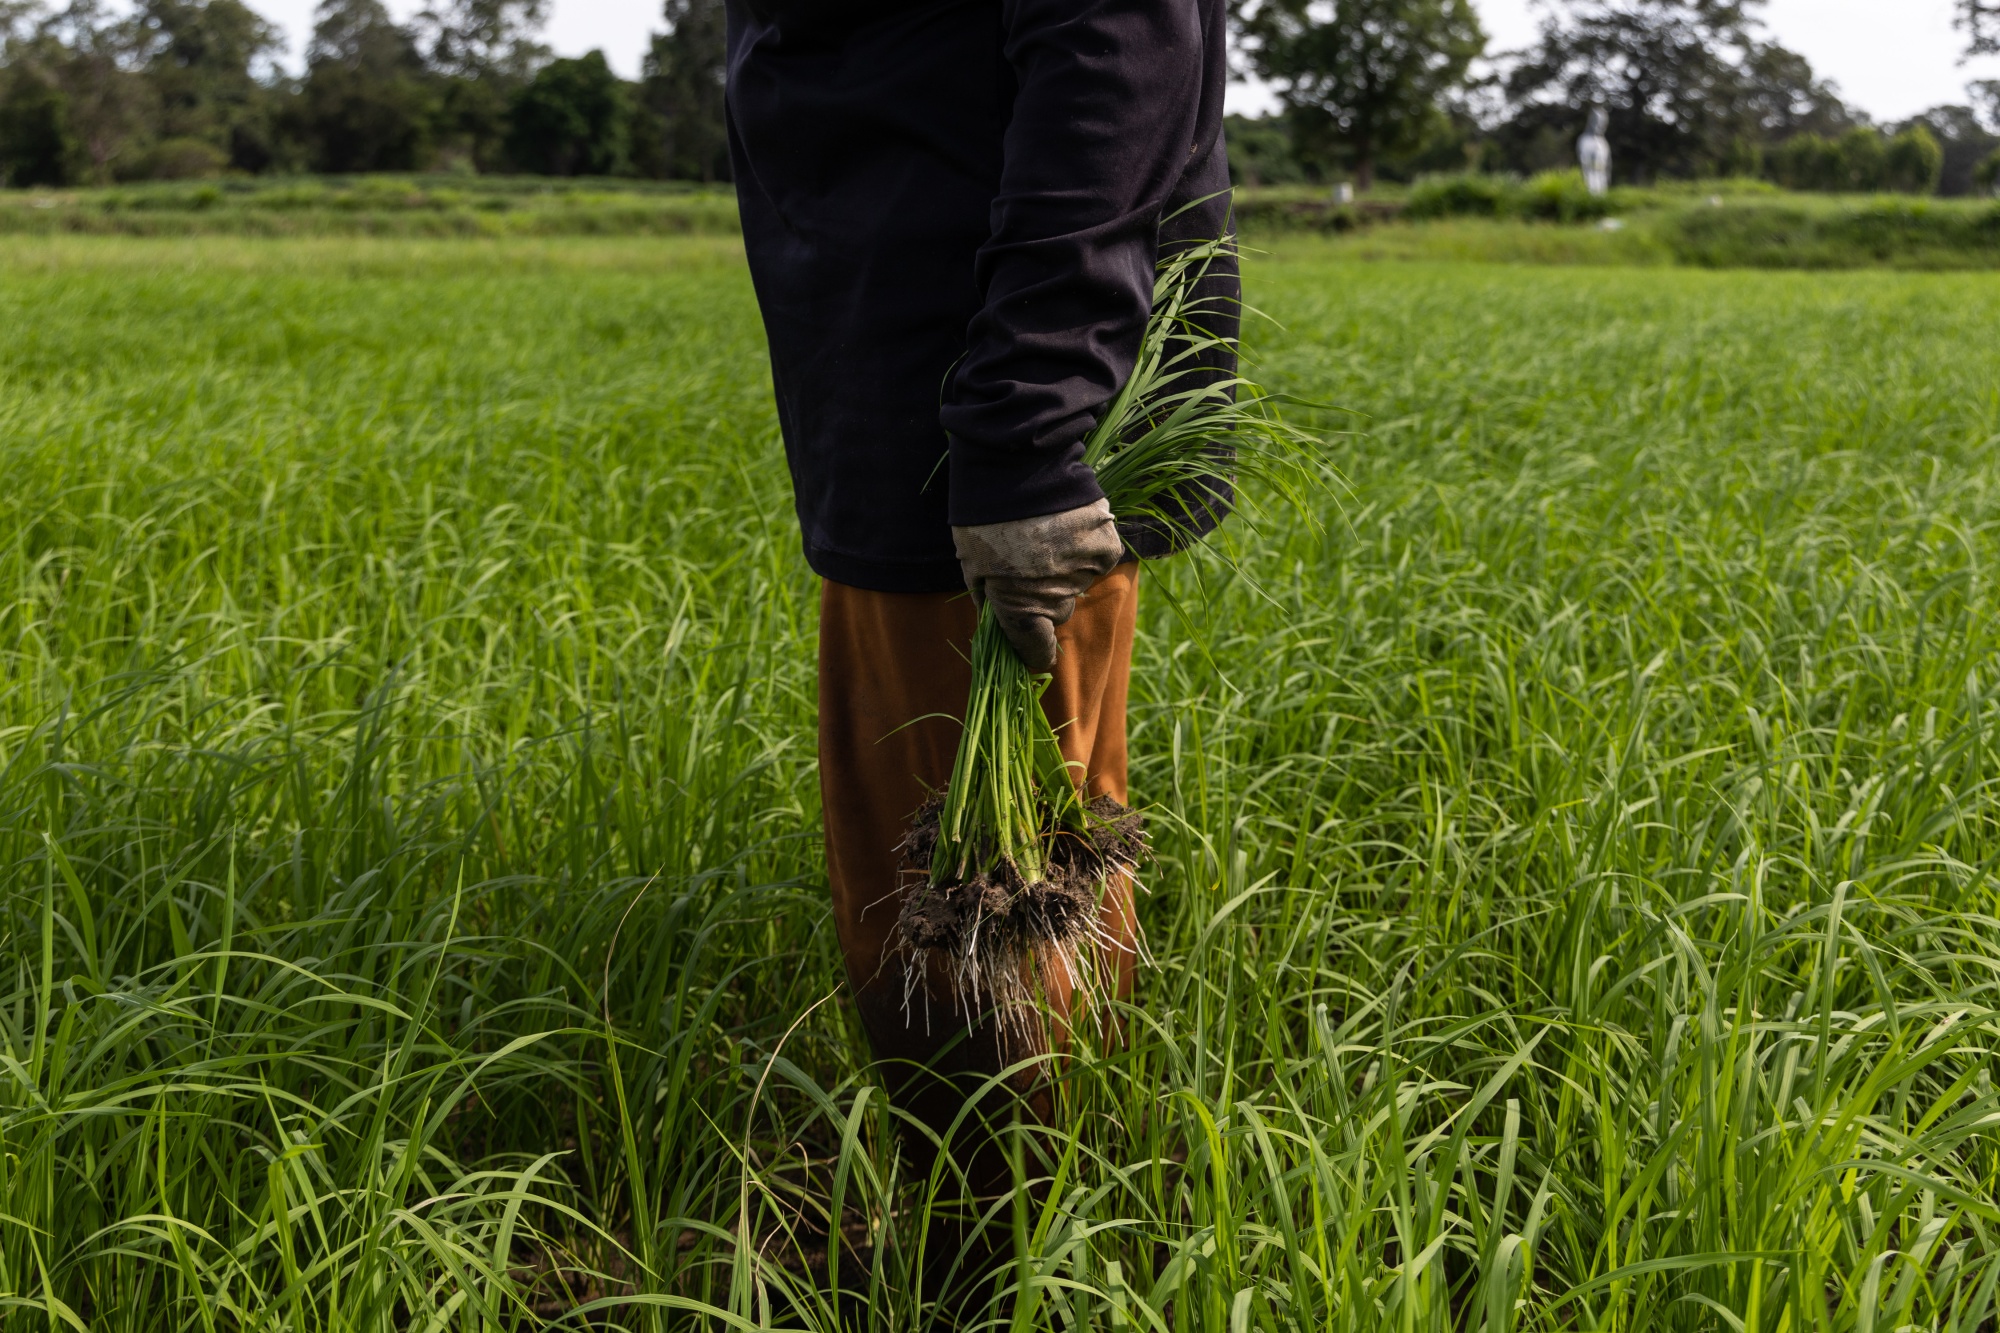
[1,237,1998,1331]
[896,236,1324,1022]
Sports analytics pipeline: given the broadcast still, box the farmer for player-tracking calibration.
[725,0,1234,1307]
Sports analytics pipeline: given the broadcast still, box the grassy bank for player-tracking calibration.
[4,237,2000,1329]
[1240,180,2000,269]
[0,176,741,237]
[1249,218,1675,266]
[1664,196,2000,267]
[7,176,2000,268]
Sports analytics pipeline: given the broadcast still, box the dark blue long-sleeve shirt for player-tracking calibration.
[726,0,1234,593]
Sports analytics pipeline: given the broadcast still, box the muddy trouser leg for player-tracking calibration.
[816,563,1141,1315]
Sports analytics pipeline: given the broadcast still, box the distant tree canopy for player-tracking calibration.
[1765,125,1942,195]
[1224,112,1310,187]
[1233,0,1484,190]
[0,60,68,185]
[1976,80,2000,130]
[0,0,732,185]
[133,0,281,163]
[410,0,545,169]
[414,0,547,82]
[299,0,437,173]
[1498,0,1854,184]
[1897,103,1999,197]
[637,0,726,183]
[0,0,1984,194]
[1962,0,1999,57]
[1225,0,1992,197]
[506,49,628,177]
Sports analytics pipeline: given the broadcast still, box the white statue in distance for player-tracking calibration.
[1579,106,1611,196]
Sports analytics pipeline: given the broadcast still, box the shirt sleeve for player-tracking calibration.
[939,0,1212,529]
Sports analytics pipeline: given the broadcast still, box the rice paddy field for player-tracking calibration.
[4,234,2000,1331]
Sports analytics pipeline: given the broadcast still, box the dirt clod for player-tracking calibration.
[893,794,1148,1017]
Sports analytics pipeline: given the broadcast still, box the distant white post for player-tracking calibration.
[1579,107,1611,196]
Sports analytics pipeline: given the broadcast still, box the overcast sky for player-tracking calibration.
[246,0,2000,126]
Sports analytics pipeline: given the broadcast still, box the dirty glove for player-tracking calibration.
[953,498,1124,672]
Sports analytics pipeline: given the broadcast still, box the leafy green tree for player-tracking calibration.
[0,62,73,184]
[1831,125,1886,191]
[1223,112,1308,185]
[414,0,546,80]
[1233,0,1484,190]
[1503,0,1776,183]
[1762,132,1837,191]
[1496,0,1852,184]
[16,2,156,181]
[1974,80,2000,131]
[1,0,42,46]
[1766,125,1943,194]
[1735,41,1852,143]
[0,3,61,185]
[423,71,503,171]
[505,49,629,176]
[635,0,727,182]
[1977,147,2000,195]
[413,0,546,168]
[1,0,285,181]
[1961,0,1998,56]
[1900,104,1998,196]
[298,0,438,172]
[130,0,283,170]
[1881,124,1943,194]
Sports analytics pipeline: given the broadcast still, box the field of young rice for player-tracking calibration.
[3,236,1999,1331]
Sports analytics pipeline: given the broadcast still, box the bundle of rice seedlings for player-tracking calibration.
[896,234,1324,1024]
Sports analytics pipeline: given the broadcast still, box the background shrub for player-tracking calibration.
[1515,168,1616,222]
[1766,125,1943,194]
[1667,198,2000,267]
[118,137,228,182]
[1883,124,1946,193]
[1407,171,1618,223]
[0,67,73,188]
[1406,172,1509,219]
[1408,174,1504,218]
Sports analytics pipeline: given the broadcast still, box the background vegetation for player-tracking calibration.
[4,2,2000,1327]
[0,0,729,187]
[6,173,1999,272]
[1237,179,2000,269]
[4,0,1998,201]
[4,234,1999,1329]
[1227,0,2000,197]
[0,172,741,234]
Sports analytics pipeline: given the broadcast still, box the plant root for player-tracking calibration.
[893,794,1148,1032]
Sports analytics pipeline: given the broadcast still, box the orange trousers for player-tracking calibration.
[816,563,1141,1292]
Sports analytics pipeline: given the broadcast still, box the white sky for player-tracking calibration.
[245,0,2000,125]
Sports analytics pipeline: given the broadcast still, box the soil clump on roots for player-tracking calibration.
[894,794,1147,1017]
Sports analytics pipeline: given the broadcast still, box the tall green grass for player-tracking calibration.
[3,237,1999,1330]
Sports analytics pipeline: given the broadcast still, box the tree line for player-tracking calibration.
[1231,0,2000,197]
[2,0,1997,196]
[0,0,727,187]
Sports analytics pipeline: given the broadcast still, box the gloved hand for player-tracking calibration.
[953,498,1124,672]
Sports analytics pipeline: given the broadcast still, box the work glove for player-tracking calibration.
[953,498,1124,672]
